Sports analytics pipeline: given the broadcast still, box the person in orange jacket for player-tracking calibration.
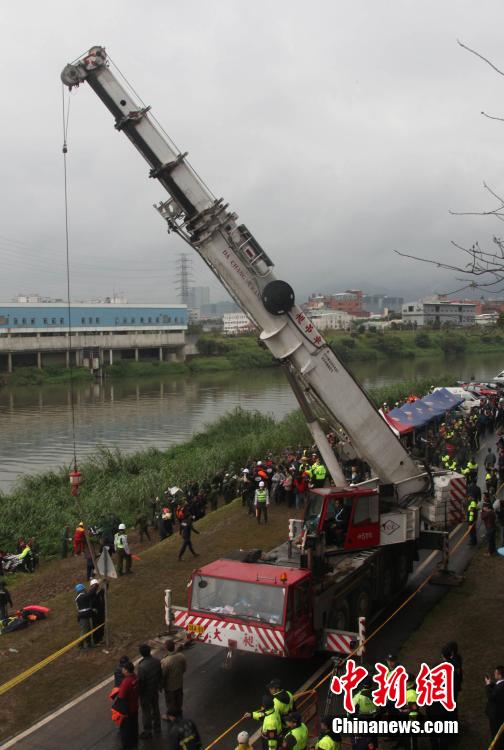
[73,522,86,555]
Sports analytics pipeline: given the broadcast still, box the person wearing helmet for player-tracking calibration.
[244,694,282,749]
[74,582,93,649]
[283,711,308,749]
[315,716,341,750]
[267,679,294,721]
[254,480,270,525]
[73,522,86,556]
[235,730,253,750]
[114,523,132,576]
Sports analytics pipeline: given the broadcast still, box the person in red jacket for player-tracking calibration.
[73,523,86,555]
[293,472,309,511]
[113,660,139,750]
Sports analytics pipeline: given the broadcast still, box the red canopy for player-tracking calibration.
[380,410,414,436]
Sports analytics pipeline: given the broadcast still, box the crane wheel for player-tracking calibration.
[352,585,372,620]
[329,599,350,630]
[395,553,409,590]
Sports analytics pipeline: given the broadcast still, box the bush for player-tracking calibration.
[439,334,467,355]
[414,332,431,348]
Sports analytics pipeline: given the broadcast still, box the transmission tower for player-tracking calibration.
[175,253,194,306]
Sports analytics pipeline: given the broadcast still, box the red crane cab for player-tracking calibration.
[303,486,381,552]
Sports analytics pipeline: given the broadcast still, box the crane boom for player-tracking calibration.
[61,47,427,496]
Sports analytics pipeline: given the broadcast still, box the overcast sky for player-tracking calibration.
[2,0,504,305]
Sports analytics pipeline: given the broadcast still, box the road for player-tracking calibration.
[0,519,474,750]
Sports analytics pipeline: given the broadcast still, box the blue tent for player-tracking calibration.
[387,388,463,429]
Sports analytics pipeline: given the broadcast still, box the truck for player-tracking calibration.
[61,47,466,660]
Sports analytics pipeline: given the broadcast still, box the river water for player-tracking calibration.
[0,352,502,491]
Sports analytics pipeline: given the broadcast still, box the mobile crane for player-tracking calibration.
[61,47,464,659]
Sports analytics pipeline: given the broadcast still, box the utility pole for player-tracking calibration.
[175,253,194,307]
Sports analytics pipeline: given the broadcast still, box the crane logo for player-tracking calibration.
[381,519,400,535]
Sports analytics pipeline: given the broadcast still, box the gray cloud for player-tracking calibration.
[2,0,504,305]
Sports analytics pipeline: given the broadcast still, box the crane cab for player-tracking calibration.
[304,487,380,552]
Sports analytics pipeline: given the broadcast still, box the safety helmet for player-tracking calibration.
[118,523,126,530]
[75,583,85,593]
[237,732,249,744]
[257,460,262,466]
[259,481,265,488]
[242,468,250,473]
[89,578,99,586]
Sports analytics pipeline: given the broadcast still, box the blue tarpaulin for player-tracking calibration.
[387,388,463,429]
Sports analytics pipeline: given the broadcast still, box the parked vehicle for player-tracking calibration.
[434,387,481,412]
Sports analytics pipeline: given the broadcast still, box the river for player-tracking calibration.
[0,352,502,491]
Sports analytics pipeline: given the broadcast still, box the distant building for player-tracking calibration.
[222,312,255,335]
[305,290,368,317]
[0,302,187,372]
[402,298,476,327]
[187,286,210,310]
[310,310,354,331]
[201,300,240,319]
[362,294,404,315]
[475,312,499,326]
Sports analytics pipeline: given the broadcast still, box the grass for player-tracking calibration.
[0,500,294,743]
[0,408,311,555]
[1,366,93,386]
[0,371,456,557]
[398,549,504,750]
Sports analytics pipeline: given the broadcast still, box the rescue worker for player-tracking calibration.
[235,730,253,750]
[114,523,132,575]
[134,510,151,542]
[73,522,86,555]
[352,678,377,717]
[254,481,270,524]
[74,582,93,649]
[178,516,200,561]
[467,495,478,546]
[0,580,13,623]
[311,458,327,488]
[244,694,282,750]
[165,711,202,750]
[113,660,139,750]
[397,675,421,749]
[267,678,294,721]
[282,711,308,749]
[315,716,341,750]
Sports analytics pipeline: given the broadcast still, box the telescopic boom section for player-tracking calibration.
[61,46,426,492]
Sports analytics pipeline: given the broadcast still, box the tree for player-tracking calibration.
[396,41,504,295]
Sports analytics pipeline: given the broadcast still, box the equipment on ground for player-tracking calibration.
[61,46,467,660]
[0,605,49,635]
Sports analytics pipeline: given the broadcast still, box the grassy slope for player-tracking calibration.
[0,500,293,742]
[398,549,504,750]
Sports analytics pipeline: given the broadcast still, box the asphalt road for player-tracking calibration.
[0,520,474,750]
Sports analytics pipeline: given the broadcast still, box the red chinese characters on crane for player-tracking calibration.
[371,663,408,708]
[330,659,368,713]
[416,662,456,711]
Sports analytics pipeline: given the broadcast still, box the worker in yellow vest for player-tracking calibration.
[311,458,327,488]
[267,679,294,722]
[314,716,341,750]
[467,497,478,547]
[352,680,377,717]
[244,695,282,750]
[282,711,308,749]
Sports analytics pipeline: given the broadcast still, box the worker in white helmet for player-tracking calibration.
[254,481,270,525]
[114,523,132,576]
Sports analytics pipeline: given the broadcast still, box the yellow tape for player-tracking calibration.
[0,624,104,697]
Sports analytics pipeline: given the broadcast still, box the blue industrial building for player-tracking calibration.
[0,303,187,331]
[0,303,188,373]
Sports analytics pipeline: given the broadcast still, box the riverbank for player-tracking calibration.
[0,327,501,385]
[0,377,447,555]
